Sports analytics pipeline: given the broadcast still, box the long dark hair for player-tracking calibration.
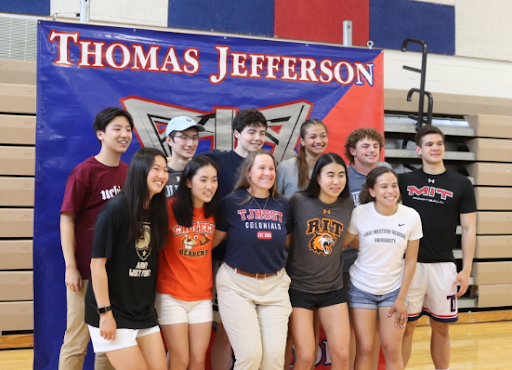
[303,153,350,201]
[296,119,328,190]
[359,167,400,204]
[121,148,169,252]
[234,149,279,205]
[173,156,220,227]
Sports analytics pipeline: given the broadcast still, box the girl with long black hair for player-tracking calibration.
[85,148,169,370]
[156,156,220,370]
[286,153,354,370]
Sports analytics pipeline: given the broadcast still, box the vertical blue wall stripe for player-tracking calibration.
[168,0,275,37]
[370,0,455,55]
[0,0,50,16]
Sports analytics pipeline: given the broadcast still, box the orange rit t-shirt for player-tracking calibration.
[156,200,215,301]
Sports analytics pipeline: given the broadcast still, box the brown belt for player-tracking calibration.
[227,264,278,279]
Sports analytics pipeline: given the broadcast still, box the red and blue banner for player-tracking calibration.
[35,20,383,370]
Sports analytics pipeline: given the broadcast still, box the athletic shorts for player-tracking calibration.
[348,281,402,310]
[88,325,160,353]
[407,262,458,323]
[156,292,212,325]
[289,287,347,310]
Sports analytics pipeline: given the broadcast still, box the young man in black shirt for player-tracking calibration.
[399,125,477,370]
[164,116,205,198]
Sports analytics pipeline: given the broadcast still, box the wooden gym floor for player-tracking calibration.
[1,321,512,369]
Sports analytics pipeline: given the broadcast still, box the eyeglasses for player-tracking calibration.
[174,134,199,142]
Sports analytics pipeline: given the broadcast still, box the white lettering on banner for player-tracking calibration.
[209,45,374,86]
[47,30,374,87]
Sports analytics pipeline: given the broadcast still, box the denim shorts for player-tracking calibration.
[348,281,404,310]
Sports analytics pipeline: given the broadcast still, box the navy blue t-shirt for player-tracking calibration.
[217,189,293,274]
[202,150,245,260]
[202,150,244,201]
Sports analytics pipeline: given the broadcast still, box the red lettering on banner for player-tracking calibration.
[78,40,106,68]
[354,62,374,86]
[183,48,200,74]
[231,53,248,77]
[47,31,375,86]
[210,45,230,84]
[48,30,79,66]
[333,60,354,85]
[249,54,265,79]
[319,59,334,84]
[132,44,161,71]
[299,58,319,82]
[257,231,272,239]
[281,57,298,81]
[160,47,183,72]
[266,55,281,80]
[105,42,131,69]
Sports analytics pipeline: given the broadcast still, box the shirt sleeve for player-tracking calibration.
[91,205,118,259]
[60,168,87,213]
[276,162,287,196]
[283,199,294,234]
[347,207,359,235]
[216,198,229,232]
[459,178,477,214]
[408,209,423,241]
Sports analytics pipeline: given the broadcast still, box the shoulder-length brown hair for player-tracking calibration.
[234,149,279,205]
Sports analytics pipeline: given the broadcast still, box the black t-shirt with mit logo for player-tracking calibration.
[399,169,476,263]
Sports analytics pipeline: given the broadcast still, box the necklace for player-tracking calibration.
[252,195,269,211]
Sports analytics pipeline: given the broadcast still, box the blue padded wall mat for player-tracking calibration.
[0,0,50,16]
[370,0,455,55]
[168,0,275,37]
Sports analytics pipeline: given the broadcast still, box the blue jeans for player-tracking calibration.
[348,281,404,310]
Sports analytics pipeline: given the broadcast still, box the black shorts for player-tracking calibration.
[289,287,347,310]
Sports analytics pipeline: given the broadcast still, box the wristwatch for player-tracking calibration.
[97,306,112,315]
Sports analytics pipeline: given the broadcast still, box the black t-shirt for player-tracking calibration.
[164,166,182,198]
[217,189,293,274]
[399,169,476,263]
[85,194,159,329]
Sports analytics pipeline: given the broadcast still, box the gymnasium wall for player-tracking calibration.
[2,0,512,62]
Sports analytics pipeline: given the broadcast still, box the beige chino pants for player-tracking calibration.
[217,263,292,370]
[58,279,114,370]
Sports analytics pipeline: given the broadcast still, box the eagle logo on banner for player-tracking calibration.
[120,96,313,162]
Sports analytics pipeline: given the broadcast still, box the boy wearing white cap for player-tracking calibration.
[164,116,205,197]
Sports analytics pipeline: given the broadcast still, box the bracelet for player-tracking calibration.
[97,306,112,315]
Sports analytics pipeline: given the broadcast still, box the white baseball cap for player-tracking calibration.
[165,116,205,137]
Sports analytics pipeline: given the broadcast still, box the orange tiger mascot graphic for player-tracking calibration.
[308,231,337,256]
[181,232,211,250]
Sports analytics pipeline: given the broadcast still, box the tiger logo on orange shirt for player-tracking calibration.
[308,231,336,256]
[182,232,211,250]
